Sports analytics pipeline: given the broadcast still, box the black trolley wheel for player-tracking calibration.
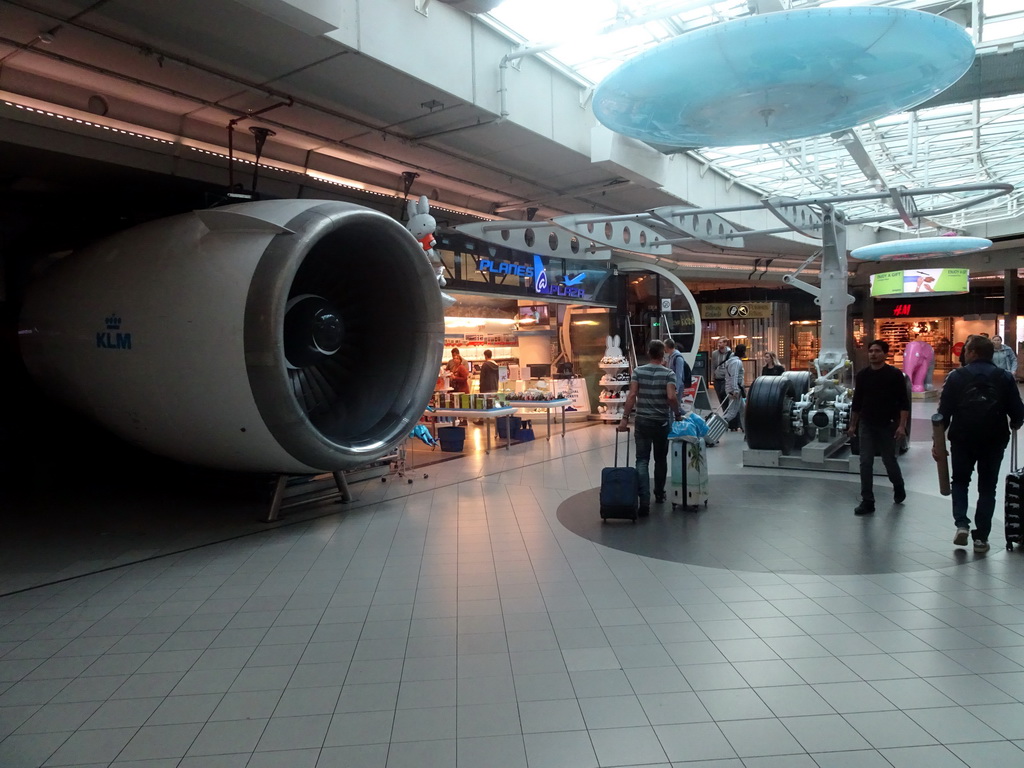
[782,370,811,398]
[745,376,797,454]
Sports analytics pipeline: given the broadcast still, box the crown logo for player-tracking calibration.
[105,313,121,330]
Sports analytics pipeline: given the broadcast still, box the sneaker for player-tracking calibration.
[953,528,970,546]
[654,493,666,503]
[854,502,875,516]
[893,486,906,504]
[974,539,990,553]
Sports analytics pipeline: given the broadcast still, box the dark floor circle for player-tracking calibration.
[557,474,971,576]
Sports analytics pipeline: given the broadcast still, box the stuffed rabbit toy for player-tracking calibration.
[405,195,455,308]
[605,335,622,358]
[406,195,445,288]
[601,335,626,366]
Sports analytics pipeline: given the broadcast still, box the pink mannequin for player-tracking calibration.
[903,340,934,392]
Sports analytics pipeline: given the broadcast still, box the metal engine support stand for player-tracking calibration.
[263,471,352,523]
[782,205,853,380]
[744,205,862,473]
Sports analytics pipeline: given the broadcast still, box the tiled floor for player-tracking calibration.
[4,399,1024,767]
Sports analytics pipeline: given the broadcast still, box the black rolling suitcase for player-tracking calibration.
[600,428,639,522]
[1006,431,1023,550]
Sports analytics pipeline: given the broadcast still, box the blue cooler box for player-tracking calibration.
[495,416,523,439]
[438,426,466,452]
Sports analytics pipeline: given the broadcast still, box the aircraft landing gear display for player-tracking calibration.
[745,365,854,463]
[742,198,922,473]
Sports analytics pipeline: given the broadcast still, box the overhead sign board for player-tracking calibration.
[700,302,773,319]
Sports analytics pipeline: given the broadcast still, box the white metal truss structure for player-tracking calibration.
[486,0,1024,233]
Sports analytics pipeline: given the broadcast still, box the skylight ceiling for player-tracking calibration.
[486,0,1024,233]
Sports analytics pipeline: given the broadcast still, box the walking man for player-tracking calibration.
[723,343,746,431]
[664,339,691,414]
[847,339,909,515]
[711,338,732,414]
[934,335,1024,551]
[617,340,680,515]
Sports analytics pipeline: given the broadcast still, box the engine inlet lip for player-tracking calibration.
[244,202,444,471]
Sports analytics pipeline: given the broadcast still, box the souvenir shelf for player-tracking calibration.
[596,362,629,420]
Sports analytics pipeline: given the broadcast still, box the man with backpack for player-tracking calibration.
[934,334,1024,552]
[723,343,747,431]
[664,339,691,414]
[711,338,732,413]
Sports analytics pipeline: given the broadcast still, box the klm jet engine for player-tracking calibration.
[19,200,445,473]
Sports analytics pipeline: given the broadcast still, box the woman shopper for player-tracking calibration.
[992,335,1018,375]
[761,350,785,376]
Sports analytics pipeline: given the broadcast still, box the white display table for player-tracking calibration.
[425,406,518,453]
[504,398,573,440]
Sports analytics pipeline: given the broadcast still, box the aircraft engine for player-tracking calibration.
[18,200,445,473]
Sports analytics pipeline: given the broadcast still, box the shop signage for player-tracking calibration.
[479,257,535,278]
[476,255,586,298]
[532,255,587,299]
[438,230,613,305]
[870,267,969,297]
[700,302,772,319]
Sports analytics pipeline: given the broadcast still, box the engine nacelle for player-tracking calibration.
[19,200,445,473]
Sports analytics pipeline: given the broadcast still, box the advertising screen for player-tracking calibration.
[870,268,969,297]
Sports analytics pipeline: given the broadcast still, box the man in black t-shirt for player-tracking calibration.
[847,339,910,516]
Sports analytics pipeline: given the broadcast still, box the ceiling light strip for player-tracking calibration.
[0,91,498,221]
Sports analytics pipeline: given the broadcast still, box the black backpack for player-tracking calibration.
[957,370,1007,434]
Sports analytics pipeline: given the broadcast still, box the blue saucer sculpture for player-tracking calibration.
[593,7,975,147]
[851,236,992,261]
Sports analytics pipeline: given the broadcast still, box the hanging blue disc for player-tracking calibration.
[851,236,992,261]
[593,8,975,148]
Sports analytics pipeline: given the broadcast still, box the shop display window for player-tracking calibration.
[789,321,819,373]
[518,305,550,326]
[874,317,953,371]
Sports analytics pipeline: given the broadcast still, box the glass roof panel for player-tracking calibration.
[486,0,1024,232]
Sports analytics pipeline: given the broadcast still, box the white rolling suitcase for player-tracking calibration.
[670,435,709,510]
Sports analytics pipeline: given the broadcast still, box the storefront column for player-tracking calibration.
[1004,268,1018,351]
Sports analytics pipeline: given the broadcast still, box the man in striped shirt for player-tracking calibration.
[618,339,681,515]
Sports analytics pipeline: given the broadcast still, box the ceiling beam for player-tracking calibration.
[915,47,1024,110]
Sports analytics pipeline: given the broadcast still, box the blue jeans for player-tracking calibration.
[858,421,904,504]
[951,439,1005,541]
[635,419,669,507]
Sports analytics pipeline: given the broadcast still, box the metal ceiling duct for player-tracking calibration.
[19,200,445,473]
